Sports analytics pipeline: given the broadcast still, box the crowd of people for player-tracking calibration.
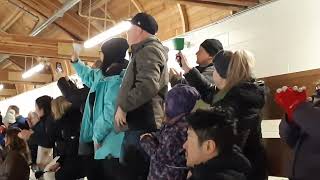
[0,12,319,180]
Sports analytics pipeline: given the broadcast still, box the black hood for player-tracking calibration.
[100,38,129,76]
[190,146,251,180]
[227,80,265,109]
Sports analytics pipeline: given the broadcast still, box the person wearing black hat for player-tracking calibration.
[180,50,268,180]
[170,39,223,86]
[115,12,169,180]
[71,38,129,179]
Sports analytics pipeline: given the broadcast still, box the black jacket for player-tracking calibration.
[187,68,267,180]
[170,64,215,87]
[279,102,320,180]
[50,107,82,165]
[57,77,89,112]
[29,114,55,149]
[189,146,251,180]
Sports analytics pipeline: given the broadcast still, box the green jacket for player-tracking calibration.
[73,60,124,160]
[117,36,169,131]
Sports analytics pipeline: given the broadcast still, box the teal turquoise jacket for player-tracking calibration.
[72,59,124,160]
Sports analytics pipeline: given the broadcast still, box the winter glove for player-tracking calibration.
[275,86,307,122]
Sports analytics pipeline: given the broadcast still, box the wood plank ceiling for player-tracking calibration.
[0,0,267,99]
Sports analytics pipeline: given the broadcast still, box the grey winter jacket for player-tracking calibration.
[117,35,169,131]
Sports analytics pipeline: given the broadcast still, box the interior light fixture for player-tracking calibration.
[0,84,3,90]
[84,21,132,48]
[22,63,45,79]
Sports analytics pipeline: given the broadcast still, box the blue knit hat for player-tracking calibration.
[165,84,200,119]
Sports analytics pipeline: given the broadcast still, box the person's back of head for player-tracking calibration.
[5,128,30,162]
[100,38,129,76]
[51,96,72,120]
[183,107,236,167]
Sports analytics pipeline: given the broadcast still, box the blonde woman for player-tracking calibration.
[46,96,88,180]
[179,50,267,180]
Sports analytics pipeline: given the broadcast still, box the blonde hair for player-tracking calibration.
[214,50,255,103]
[51,96,72,120]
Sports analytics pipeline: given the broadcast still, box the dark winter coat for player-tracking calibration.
[117,36,169,131]
[140,114,188,180]
[186,68,267,180]
[0,150,30,180]
[50,107,82,165]
[29,114,55,149]
[279,102,320,180]
[57,77,89,112]
[170,64,215,87]
[189,146,251,180]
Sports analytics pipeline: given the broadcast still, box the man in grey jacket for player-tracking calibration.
[115,12,168,180]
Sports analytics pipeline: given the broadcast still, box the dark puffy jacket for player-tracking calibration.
[279,102,320,180]
[140,115,188,180]
[0,150,30,180]
[186,68,267,180]
[29,115,55,148]
[189,146,251,180]
[50,107,82,164]
[57,77,89,112]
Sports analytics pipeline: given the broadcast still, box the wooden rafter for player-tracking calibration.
[201,0,258,7]
[0,34,99,61]
[168,0,244,11]
[0,89,17,97]
[131,0,144,13]
[17,0,100,40]
[0,10,25,31]
[0,71,52,84]
[177,3,189,33]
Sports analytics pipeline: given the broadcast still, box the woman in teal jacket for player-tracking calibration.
[71,38,129,179]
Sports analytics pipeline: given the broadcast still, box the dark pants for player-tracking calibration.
[121,130,150,180]
[55,155,95,180]
[92,158,130,180]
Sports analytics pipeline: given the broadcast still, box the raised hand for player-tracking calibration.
[275,86,307,122]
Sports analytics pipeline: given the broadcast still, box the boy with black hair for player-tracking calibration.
[183,108,251,180]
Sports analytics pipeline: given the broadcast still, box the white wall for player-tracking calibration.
[0,82,62,117]
[2,0,320,116]
[165,0,320,78]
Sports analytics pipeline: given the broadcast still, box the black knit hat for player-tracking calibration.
[130,13,158,35]
[100,38,129,75]
[213,50,232,79]
[200,39,223,57]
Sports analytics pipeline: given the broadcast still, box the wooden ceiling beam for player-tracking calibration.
[169,0,244,11]
[0,89,17,97]
[0,9,25,31]
[0,34,99,61]
[201,0,258,7]
[131,0,144,13]
[177,3,189,33]
[0,71,52,84]
[17,0,100,40]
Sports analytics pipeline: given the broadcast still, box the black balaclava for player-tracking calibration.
[100,38,129,76]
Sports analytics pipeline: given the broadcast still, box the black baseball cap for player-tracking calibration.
[130,13,158,35]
